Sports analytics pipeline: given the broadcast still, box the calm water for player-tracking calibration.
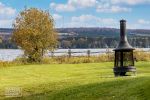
[0,48,150,61]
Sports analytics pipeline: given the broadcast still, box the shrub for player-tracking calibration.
[134,50,150,61]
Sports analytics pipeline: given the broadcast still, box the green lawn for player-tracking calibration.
[0,62,150,100]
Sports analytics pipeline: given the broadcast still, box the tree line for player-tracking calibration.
[0,36,150,49]
[59,36,150,48]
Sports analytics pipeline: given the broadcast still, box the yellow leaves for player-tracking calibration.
[12,8,58,62]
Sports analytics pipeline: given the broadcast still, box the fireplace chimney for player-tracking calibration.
[120,20,126,42]
[113,19,136,76]
[115,20,133,50]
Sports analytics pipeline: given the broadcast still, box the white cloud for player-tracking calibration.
[0,19,13,28]
[138,19,150,24]
[68,0,97,8]
[96,4,131,13]
[50,0,97,12]
[126,19,150,29]
[98,18,117,25]
[50,2,75,12]
[0,2,16,28]
[72,15,96,22]
[96,0,150,13]
[50,0,150,13]
[111,0,150,5]
[0,2,16,17]
[71,14,117,25]
[52,14,62,20]
[96,0,132,13]
[55,15,150,29]
[110,6,131,13]
[66,14,117,27]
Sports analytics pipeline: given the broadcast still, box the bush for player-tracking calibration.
[134,50,150,61]
[0,61,17,67]
[41,53,114,64]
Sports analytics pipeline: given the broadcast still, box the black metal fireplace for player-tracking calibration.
[113,20,136,76]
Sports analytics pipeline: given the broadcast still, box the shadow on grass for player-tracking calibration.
[6,76,150,100]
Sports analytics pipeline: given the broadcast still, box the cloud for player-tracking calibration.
[68,0,97,8]
[50,2,75,12]
[111,0,150,5]
[52,14,62,20]
[0,19,13,28]
[50,0,97,12]
[65,14,117,27]
[0,2,16,28]
[51,0,132,13]
[54,15,150,29]
[138,19,150,24]
[0,2,16,18]
[96,0,150,13]
[96,4,131,13]
[96,0,132,13]
[126,19,150,29]
[50,0,150,13]
[72,15,96,22]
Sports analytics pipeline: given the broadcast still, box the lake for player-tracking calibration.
[0,48,150,61]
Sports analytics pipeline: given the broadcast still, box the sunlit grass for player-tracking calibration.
[0,62,149,100]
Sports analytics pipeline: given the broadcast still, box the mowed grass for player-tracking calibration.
[0,62,150,100]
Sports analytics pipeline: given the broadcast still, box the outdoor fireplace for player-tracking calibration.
[113,20,136,76]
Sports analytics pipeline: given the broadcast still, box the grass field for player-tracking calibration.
[0,62,150,100]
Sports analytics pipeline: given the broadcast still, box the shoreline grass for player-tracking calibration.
[0,62,149,100]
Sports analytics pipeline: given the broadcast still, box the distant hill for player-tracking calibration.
[0,28,150,37]
[56,28,120,37]
[0,28,150,49]
[0,28,13,34]
[57,28,150,37]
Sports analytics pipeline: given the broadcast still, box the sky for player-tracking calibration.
[0,0,150,29]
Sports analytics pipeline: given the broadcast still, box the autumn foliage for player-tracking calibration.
[12,8,57,62]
